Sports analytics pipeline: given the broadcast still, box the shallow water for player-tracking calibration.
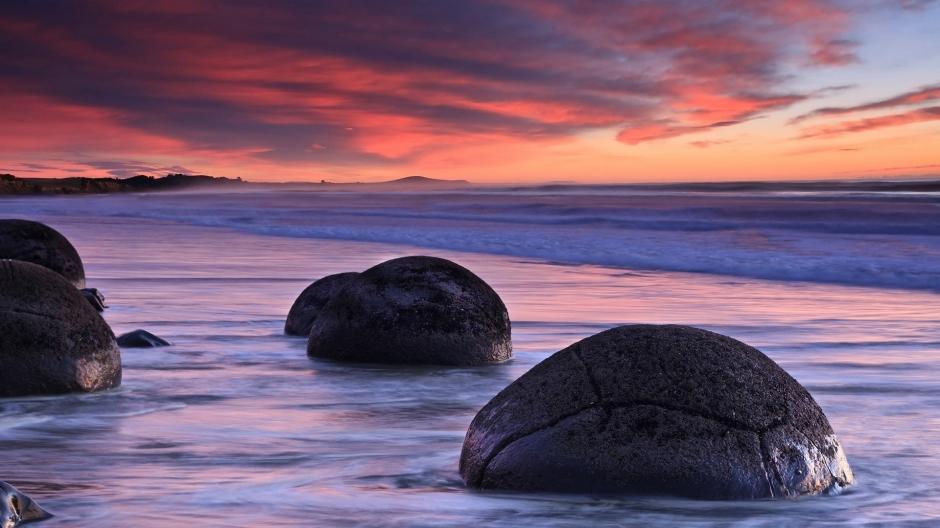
[1,193,939,526]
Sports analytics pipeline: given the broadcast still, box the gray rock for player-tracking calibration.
[80,288,107,312]
[460,324,854,499]
[0,260,121,397]
[0,481,51,528]
[116,329,171,348]
[308,256,511,366]
[0,219,85,288]
[284,272,359,336]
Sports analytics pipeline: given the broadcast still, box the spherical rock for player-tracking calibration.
[460,324,854,499]
[0,259,121,397]
[308,256,511,365]
[0,219,85,288]
[284,272,360,336]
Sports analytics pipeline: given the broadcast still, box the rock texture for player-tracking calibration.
[0,481,51,528]
[308,256,511,365]
[116,329,171,348]
[0,260,121,397]
[0,219,85,288]
[284,272,359,336]
[460,324,854,499]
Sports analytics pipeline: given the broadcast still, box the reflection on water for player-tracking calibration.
[0,215,938,526]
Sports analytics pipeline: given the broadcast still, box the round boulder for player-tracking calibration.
[460,324,854,499]
[0,219,86,288]
[308,256,511,365]
[0,259,121,397]
[284,272,359,336]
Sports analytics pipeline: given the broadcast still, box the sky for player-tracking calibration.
[1,0,938,184]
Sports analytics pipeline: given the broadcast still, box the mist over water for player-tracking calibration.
[1,188,939,526]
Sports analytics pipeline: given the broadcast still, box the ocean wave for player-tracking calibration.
[5,188,940,291]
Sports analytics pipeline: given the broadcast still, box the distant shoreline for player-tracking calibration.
[0,174,470,196]
[4,172,940,197]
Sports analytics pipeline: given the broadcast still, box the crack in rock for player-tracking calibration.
[572,349,611,430]
[759,430,783,498]
[571,348,602,403]
[476,399,788,487]
[0,307,66,323]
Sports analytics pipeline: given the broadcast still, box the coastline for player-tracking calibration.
[0,174,472,196]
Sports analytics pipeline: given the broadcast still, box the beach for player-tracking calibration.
[1,188,939,526]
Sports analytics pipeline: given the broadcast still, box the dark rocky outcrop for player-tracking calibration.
[284,272,360,336]
[0,260,121,397]
[460,325,854,499]
[0,173,245,196]
[116,329,171,348]
[0,481,51,527]
[0,219,85,288]
[308,256,511,366]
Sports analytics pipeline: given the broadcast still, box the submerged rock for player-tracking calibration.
[116,329,171,348]
[460,324,854,499]
[0,219,85,288]
[0,481,51,528]
[284,272,359,336]
[80,288,107,312]
[0,260,121,397]
[308,256,512,365]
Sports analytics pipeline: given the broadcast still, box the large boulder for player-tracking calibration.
[460,325,854,499]
[0,219,85,288]
[308,256,511,366]
[0,259,121,397]
[284,272,359,336]
[1,481,51,527]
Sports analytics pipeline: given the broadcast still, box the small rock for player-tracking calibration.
[116,329,171,348]
[308,256,512,365]
[0,219,86,288]
[0,481,51,527]
[460,324,854,499]
[284,272,359,336]
[80,288,107,312]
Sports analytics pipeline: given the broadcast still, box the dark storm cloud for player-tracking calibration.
[0,0,910,165]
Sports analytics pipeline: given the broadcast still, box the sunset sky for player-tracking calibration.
[1,1,938,183]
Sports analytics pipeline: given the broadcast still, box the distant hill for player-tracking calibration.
[377,175,470,186]
[0,173,246,195]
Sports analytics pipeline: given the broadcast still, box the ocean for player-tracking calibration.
[1,185,938,526]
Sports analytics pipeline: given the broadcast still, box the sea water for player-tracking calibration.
[0,187,938,526]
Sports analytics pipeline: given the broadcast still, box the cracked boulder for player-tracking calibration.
[0,219,86,288]
[308,256,512,365]
[285,272,359,336]
[460,324,854,499]
[0,259,122,397]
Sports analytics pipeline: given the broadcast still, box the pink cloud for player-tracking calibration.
[793,84,940,123]
[0,1,921,177]
[798,106,940,138]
